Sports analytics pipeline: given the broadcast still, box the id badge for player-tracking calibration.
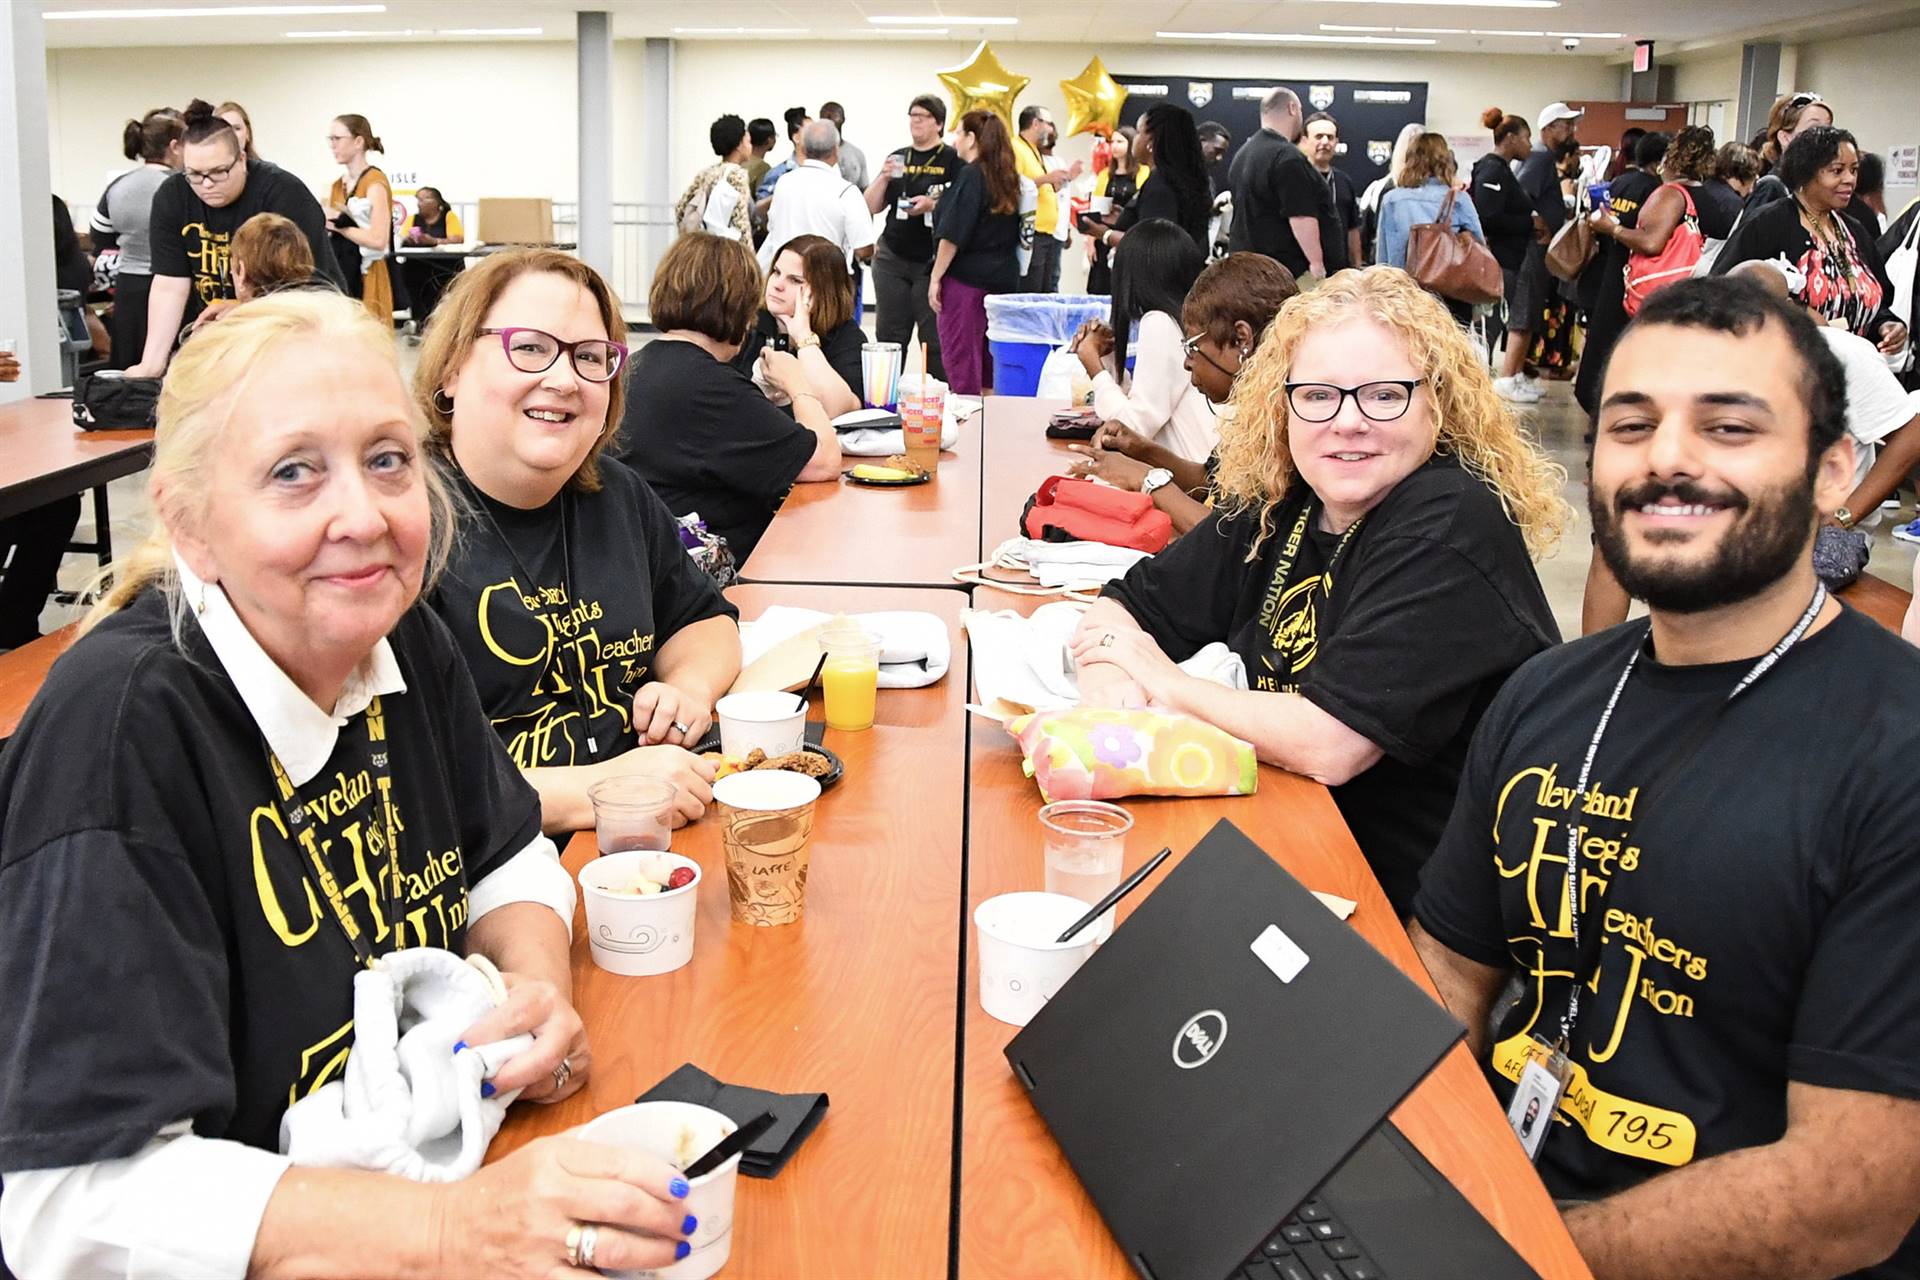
[1506,1035,1572,1162]
[897,196,915,221]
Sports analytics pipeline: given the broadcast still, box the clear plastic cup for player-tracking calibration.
[819,624,881,732]
[1038,800,1133,944]
[588,775,679,854]
[861,340,903,410]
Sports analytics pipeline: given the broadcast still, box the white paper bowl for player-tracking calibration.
[974,891,1099,1027]
[579,852,701,977]
[714,691,807,759]
[577,1101,742,1280]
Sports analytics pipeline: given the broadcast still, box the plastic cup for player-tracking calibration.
[577,1101,742,1280]
[0,339,16,355]
[1038,800,1132,944]
[714,770,821,926]
[861,340,903,410]
[818,625,880,732]
[579,851,701,977]
[974,892,1100,1026]
[589,776,679,854]
[903,389,943,473]
[714,690,806,759]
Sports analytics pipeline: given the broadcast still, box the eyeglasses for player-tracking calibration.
[1283,379,1424,423]
[908,110,938,122]
[1182,330,1241,378]
[184,160,239,186]
[479,327,628,382]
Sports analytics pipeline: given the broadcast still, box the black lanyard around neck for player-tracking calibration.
[264,701,403,969]
[1552,583,1827,1045]
[1259,500,1367,647]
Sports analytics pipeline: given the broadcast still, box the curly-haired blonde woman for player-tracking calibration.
[1072,268,1567,913]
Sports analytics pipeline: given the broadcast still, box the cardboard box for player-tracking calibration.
[477,197,554,244]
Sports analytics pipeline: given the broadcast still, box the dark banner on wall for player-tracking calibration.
[1113,75,1429,194]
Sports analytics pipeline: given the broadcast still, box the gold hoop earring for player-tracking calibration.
[431,388,454,415]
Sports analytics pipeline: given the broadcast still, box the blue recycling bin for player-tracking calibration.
[985,293,1111,396]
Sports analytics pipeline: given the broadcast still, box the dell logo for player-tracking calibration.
[1172,1010,1228,1069]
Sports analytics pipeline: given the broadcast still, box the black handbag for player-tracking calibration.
[72,370,161,430]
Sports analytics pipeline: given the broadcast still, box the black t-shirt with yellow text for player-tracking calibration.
[430,458,737,784]
[1416,611,1920,1278]
[148,159,343,317]
[878,143,963,263]
[0,593,539,1167]
[1102,455,1558,913]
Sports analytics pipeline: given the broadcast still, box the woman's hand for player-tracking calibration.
[1090,421,1152,460]
[459,973,590,1103]
[760,348,811,400]
[927,275,944,315]
[785,284,815,343]
[1588,207,1619,236]
[1065,444,1151,491]
[593,747,716,827]
[1878,320,1909,356]
[1070,626,1189,707]
[0,352,18,384]
[1073,321,1115,377]
[632,681,714,748]
[433,1134,695,1277]
[1072,659,1149,710]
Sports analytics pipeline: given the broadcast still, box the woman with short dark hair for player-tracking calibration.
[617,233,840,559]
[674,114,754,245]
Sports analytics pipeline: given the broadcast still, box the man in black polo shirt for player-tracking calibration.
[864,94,962,381]
[1227,87,1344,279]
[1303,111,1363,271]
[1414,277,1920,1279]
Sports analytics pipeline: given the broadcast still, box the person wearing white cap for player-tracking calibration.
[1494,102,1584,405]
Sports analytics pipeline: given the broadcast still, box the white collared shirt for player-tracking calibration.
[0,558,576,1279]
[757,158,878,273]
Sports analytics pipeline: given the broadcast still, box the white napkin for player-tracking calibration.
[962,601,1247,717]
[742,606,951,688]
[279,949,533,1182]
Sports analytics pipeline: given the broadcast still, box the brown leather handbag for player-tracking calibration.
[1545,213,1597,281]
[1406,188,1504,305]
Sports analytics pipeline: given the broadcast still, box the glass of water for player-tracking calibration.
[1038,800,1134,943]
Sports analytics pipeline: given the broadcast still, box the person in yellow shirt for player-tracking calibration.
[1014,105,1081,292]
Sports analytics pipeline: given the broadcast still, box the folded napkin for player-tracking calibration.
[635,1063,828,1179]
[279,950,533,1181]
[962,601,1247,719]
[742,606,950,688]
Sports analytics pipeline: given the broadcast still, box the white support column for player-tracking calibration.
[1,0,57,401]
[643,37,674,283]
[577,10,614,276]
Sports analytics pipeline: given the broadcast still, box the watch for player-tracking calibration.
[1141,467,1174,495]
[791,334,822,352]
[1832,505,1856,529]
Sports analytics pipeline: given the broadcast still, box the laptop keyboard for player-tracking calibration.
[1241,1199,1384,1280]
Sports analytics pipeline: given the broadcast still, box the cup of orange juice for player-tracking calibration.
[819,623,881,732]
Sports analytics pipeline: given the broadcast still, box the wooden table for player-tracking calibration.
[1840,568,1912,632]
[0,624,76,741]
[957,587,1592,1280]
[0,396,152,523]
[490,584,969,1278]
[739,409,986,589]
[979,394,1078,566]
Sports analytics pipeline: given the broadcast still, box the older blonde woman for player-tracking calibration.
[0,292,697,1277]
[1073,268,1567,913]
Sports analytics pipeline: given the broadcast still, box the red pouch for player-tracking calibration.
[1020,475,1173,553]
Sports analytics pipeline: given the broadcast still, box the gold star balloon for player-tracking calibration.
[937,40,1030,129]
[1060,55,1126,139]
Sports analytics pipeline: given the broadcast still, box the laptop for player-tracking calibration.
[1005,819,1542,1280]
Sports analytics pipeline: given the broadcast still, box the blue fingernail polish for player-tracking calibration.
[669,1176,690,1198]
[682,1214,698,1236]
[675,1241,691,1261]
[452,1039,468,1055]
[480,1080,496,1099]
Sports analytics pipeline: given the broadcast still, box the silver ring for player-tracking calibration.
[565,1223,585,1268]
[1100,633,1115,648]
[552,1056,574,1092]
[672,721,691,735]
[578,1223,600,1269]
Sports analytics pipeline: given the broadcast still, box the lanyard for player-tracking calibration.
[1259,500,1367,646]
[1553,583,1827,1045]
[466,483,607,756]
[264,702,404,969]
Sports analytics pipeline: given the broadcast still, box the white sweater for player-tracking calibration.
[1091,309,1220,464]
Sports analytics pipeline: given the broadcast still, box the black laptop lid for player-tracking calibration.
[1005,819,1465,1280]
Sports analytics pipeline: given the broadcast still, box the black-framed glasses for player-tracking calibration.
[1283,379,1425,423]
[480,327,628,382]
[908,108,938,122]
[184,160,239,186]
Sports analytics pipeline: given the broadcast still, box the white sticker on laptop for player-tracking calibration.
[1250,924,1310,984]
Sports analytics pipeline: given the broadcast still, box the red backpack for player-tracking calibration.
[1623,183,1705,316]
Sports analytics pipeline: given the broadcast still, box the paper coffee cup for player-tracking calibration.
[578,1101,742,1280]
[579,851,701,977]
[714,770,821,926]
[1090,194,1113,216]
[974,892,1099,1026]
[715,691,806,759]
